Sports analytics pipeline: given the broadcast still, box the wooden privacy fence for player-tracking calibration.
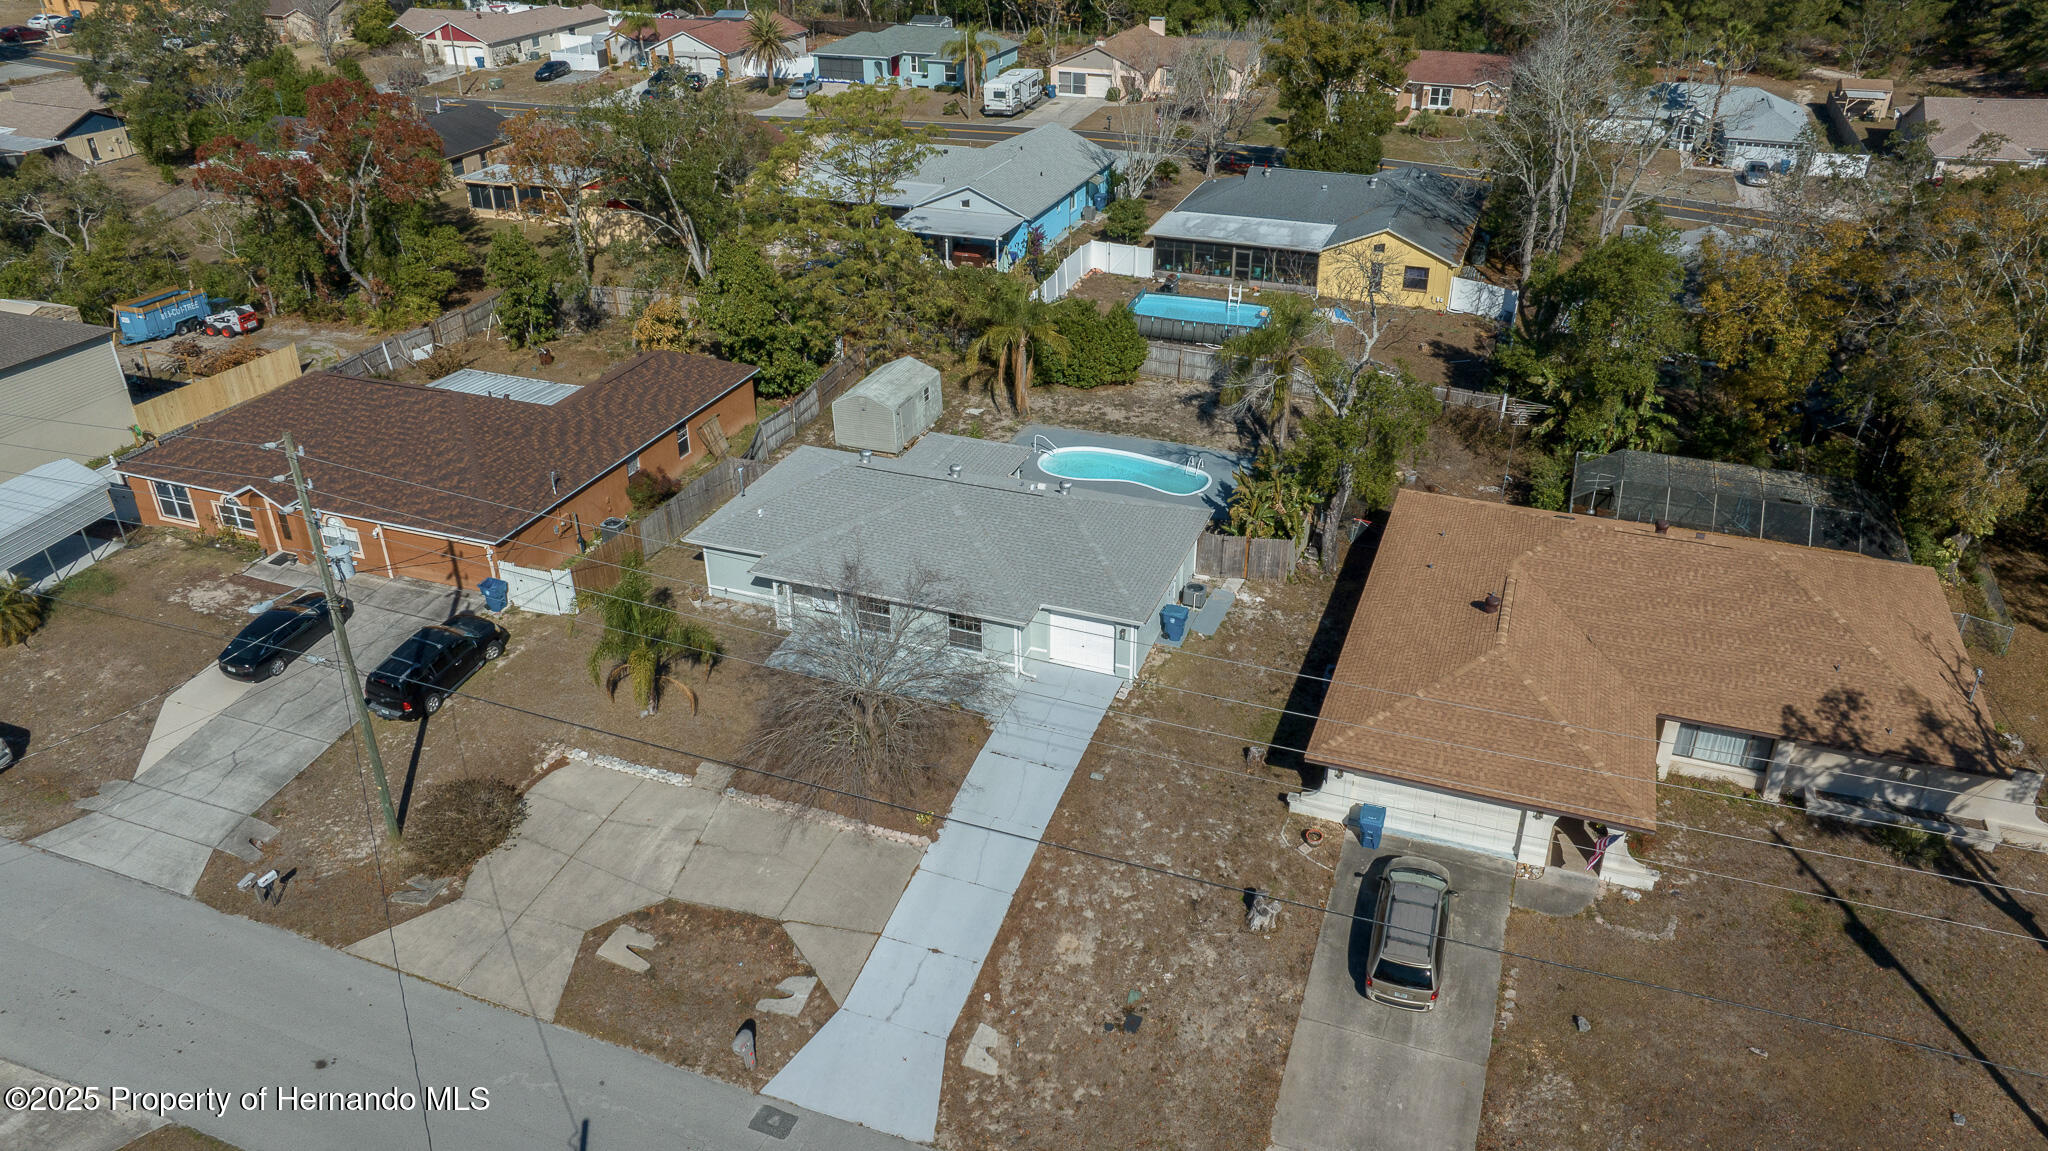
[332,293,502,378]
[133,343,301,436]
[1138,341,1226,385]
[568,457,756,599]
[1198,532,1303,580]
[743,356,865,462]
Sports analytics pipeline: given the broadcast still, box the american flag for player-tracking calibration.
[1586,833,1622,871]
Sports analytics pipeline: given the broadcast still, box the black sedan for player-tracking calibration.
[364,615,507,720]
[218,591,350,681]
[534,59,570,82]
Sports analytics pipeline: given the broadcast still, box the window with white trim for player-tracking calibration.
[216,496,256,533]
[1425,85,1453,109]
[676,423,691,456]
[1058,70,1086,94]
[947,613,982,651]
[152,480,195,521]
[855,596,891,633]
[1673,723,1774,771]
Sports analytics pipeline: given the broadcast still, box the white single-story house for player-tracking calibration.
[608,11,808,79]
[1607,82,1815,171]
[687,433,1211,683]
[393,4,611,71]
[1295,488,2044,888]
[1048,17,1255,100]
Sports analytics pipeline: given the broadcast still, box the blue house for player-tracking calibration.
[812,24,1019,87]
[882,124,1115,268]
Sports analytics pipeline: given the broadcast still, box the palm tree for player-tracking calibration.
[614,12,658,67]
[945,24,995,112]
[1219,291,1325,448]
[966,277,1068,417]
[741,10,798,89]
[587,555,722,717]
[0,576,42,647]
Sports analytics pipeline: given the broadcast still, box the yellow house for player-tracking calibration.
[1147,166,1486,309]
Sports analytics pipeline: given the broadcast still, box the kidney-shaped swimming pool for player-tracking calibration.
[1039,446,1213,497]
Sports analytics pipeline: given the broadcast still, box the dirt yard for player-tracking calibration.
[1480,783,2048,1150]
[0,533,276,843]
[394,322,642,390]
[127,1126,243,1150]
[553,900,836,1087]
[1976,512,2048,766]
[934,571,1352,1151]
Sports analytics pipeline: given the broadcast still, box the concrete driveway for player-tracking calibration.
[33,571,468,894]
[1269,834,1513,1151]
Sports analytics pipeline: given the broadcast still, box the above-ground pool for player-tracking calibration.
[1130,292,1271,344]
[1039,446,1213,496]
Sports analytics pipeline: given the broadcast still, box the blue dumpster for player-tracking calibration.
[479,578,509,613]
[1347,803,1387,849]
[1160,603,1189,643]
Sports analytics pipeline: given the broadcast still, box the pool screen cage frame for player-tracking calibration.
[1568,450,1909,561]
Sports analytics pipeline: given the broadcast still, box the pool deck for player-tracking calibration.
[1013,424,1251,524]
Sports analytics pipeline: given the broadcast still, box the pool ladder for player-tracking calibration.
[1032,434,1057,456]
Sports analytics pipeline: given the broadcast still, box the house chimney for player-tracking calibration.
[1654,518,1670,534]
[948,463,962,478]
[1148,15,1166,35]
[1481,592,1501,614]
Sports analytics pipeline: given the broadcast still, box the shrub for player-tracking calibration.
[1104,86,1122,103]
[1153,159,1180,185]
[626,468,680,511]
[1035,299,1146,389]
[405,779,527,875]
[0,576,44,647]
[1522,447,1572,511]
[1102,197,1149,243]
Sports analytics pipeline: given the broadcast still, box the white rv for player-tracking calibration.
[982,68,1046,116]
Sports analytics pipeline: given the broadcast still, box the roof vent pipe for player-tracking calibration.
[1481,592,1501,614]
[860,450,873,465]
[1653,518,1670,534]
[1367,175,1377,188]
[948,463,962,478]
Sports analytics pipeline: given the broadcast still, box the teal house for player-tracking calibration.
[812,24,1019,87]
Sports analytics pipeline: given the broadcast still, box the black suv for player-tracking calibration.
[218,591,350,681]
[364,615,507,720]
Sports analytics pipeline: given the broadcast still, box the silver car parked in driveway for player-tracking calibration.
[1363,855,1454,1010]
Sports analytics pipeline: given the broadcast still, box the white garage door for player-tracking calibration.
[1344,775,1528,859]
[1048,613,1115,674]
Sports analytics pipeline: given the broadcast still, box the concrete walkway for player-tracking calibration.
[348,758,924,1021]
[764,659,1121,1142]
[0,1060,163,1151]
[0,838,924,1151]
[33,572,463,894]
[1269,835,1513,1151]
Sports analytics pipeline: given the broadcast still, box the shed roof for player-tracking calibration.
[839,356,939,408]
[688,439,1208,626]
[0,459,112,574]
[1149,166,1485,263]
[0,310,111,374]
[815,23,1016,60]
[1306,491,2002,831]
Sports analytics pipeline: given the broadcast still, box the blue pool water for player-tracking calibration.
[1130,292,1270,328]
[1039,447,1213,496]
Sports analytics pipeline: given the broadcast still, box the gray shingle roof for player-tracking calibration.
[841,355,939,408]
[898,432,1034,478]
[0,310,111,374]
[899,123,1112,222]
[689,442,1208,626]
[1636,83,1811,145]
[1149,166,1485,264]
[815,24,1017,61]
[425,103,506,160]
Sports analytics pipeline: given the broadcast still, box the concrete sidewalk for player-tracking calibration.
[33,572,466,894]
[1269,835,1513,1151]
[764,659,1122,1142]
[0,837,924,1151]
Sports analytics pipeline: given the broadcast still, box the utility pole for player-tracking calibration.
[274,433,402,842]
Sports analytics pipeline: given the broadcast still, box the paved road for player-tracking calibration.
[32,573,462,894]
[1269,834,1513,1151]
[0,839,921,1151]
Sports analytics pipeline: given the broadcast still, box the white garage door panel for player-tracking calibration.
[1048,613,1115,673]
[1347,776,1525,859]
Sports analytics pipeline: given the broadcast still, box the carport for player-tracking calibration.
[0,458,121,591]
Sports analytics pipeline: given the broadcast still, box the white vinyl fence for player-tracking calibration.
[1447,277,1517,323]
[1037,240,1155,302]
[499,561,578,615]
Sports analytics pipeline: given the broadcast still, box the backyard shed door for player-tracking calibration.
[1049,613,1115,674]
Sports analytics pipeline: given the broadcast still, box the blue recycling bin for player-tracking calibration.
[1347,803,1387,849]
[479,578,509,613]
[1159,603,1189,643]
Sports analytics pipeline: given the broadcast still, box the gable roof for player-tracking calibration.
[393,4,609,45]
[424,103,506,159]
[1056,24,1252,75]
[890,123,1113,228]
[662,12,804,54]
[687,436,1208,626]
[0,76,110,140]
[118,352,756,544]
[1404,50,1510,88]
[1306,491,2002,830]
[815,23,1016,61]
[1904,96,2048,162]
[1638,82,1811,145]
[0,310,111,373]
[1149,165,1486,263]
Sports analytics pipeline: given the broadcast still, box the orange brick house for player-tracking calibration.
[116,352,757,589]
[1401,50,1510,116]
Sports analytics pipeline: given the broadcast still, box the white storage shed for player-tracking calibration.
[831,356,943,455]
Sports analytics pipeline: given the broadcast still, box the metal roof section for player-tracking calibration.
[427,368,582,406]
[0,459,113,573]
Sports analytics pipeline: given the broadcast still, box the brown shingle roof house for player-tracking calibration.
[116,352,757,589]
[1401,50,1511,115]
[1293,490,2046,885]
[1896,95,2048,176]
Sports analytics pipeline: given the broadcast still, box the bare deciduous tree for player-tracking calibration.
[745,561,1006,819]
[1108,93,1190,196]
[1178,23,1266,177]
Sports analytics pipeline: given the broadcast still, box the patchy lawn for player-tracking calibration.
[553,900,836,1087]
[1481,783,2048,1150]
[426,66,630,105]
[387,322,640,389]
[126,1126,244,1151]
[935,572,1347,1151]
[0,533,271,843]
